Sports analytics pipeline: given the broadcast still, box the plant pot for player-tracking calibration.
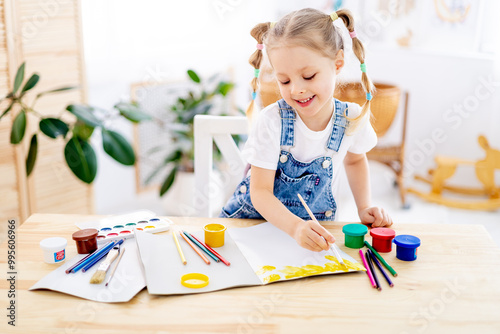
[162,170,225,217]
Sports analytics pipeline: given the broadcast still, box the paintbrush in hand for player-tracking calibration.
[89,243,121,284]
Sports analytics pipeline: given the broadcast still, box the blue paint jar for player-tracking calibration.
[393,235,421,261]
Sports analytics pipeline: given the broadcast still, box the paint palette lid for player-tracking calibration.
[181,273,209,289]
[370,227,396,240]
[342,223,368,237]
[394,235,421,248]
[72,228,99,241]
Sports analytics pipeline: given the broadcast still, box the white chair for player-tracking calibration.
[194,115,249,217]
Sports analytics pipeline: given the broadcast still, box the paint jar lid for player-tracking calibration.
[72,229,99,241]
[342,223,368,237]
[394,235,421,248]
[40,237,67,251]
[181,273,209,289]
[370,227,396,240]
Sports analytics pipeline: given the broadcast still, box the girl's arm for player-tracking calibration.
[249,166,335,252]
[343,152,393,227]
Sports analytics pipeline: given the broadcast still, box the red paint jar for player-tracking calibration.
[72,229,99,254]
[370,228,396,253]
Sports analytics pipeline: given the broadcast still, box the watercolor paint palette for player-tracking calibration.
[96,217,172,244]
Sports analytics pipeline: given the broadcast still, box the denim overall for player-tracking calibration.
[219,98,349,221]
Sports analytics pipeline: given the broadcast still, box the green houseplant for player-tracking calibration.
[0,62,151,183]
[145,69,239,196]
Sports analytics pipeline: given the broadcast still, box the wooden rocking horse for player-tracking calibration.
[408,135,500,210]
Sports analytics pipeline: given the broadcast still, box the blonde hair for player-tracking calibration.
[247,8,374,130]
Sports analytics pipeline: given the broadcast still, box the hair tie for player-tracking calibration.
[366,92,372,101]
[360,63,367,73]
[330,12,338,22]
[256,44,264,50]
[252,92,257,100]
[349,30,357,39]
[270,22,276,29]
[254,69,260,78]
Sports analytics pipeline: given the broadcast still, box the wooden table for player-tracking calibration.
[1,214,500,334]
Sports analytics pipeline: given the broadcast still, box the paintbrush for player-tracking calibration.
[89,243,121,284]
[297,193,346,268]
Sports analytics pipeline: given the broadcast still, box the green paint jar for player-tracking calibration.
[342,224,368,248]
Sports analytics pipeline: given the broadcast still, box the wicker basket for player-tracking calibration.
[334,82,401,137]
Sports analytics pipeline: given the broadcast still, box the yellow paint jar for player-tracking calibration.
[203,223,226,248]
[181,273,209,289]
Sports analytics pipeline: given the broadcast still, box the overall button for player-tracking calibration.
[280,154,288,163]
[322,160,331,169]
[239,185,247,193]
[325,210,333,217]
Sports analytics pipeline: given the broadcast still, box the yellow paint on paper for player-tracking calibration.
[263,274,281,283]
[256,265,276,276]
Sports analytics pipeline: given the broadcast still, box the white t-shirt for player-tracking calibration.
[242,101,377,196]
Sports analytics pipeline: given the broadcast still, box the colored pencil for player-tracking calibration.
[179,230,210,265]
[70,241,115,273]
[364,240,398,277]
[172,229,187,265]
[106,247,126,287]
[82,239,124,273]
[359,249,377,288]
[365,250,381,291]
[368,249,394,287]
[186,231,230,266]
[297,193,345,267]
[66,251,97,274]
[182,231,219,263]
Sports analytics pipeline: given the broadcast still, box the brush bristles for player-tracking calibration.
[89,270,106,284]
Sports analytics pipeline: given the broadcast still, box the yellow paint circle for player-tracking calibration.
[181,273,209,289]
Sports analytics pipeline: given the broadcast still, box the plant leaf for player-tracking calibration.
[215,82,234,96]
[13,62,25,95]
[66,104,101,127]
[39,118,69,139]
[21,73,40,93]
[144,150,182,185]
[160,166,177,196]
[101,129,136,165]
[187,69,201,83]
[64,137,97,184]
[36,86,77,98]
[0,100,15,120]
[72,121,95,141]
[26,134,38,176]
[114,102,152,123]
[10,110,26,144]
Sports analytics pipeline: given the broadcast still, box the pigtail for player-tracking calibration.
[246,22,271,119]
[336,9,375,131]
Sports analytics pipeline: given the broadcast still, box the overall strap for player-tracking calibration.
[277,99,295,147]
[327,99,350,152]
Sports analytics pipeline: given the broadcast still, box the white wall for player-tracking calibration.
[81,0,500,214]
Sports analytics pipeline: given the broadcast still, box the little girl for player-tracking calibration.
[220,8,393,252]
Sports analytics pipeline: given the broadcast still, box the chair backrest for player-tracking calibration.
[194,115,249,217]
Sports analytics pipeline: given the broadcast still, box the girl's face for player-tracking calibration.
[268,45,343,129]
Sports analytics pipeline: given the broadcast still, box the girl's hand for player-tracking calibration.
[358,207,393,227]
[293,219,336,252]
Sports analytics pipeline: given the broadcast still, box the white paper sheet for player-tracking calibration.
[228,222,364,284]
[29,238,146,303]
[135,222,364,295]
[135,230,261,295]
